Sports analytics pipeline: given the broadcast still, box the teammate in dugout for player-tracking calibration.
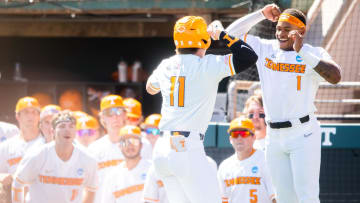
[225,4,342,203]
[218,118,276,203]
[146,16,258,203]
[12,111,98,203]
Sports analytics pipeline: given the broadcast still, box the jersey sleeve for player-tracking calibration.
[205,54,236,83]
[84,157,98,192]
[217,163,230,203]
[14,148,44,184]
[143,165,160,203]
[148,61,164,91]
[0,143,8,173]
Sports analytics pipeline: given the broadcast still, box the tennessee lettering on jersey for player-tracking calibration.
[98,159,123,169]
[265,58,306,73]
[224,176,261,187]
[38,175,84,186]
[113,184,144,198]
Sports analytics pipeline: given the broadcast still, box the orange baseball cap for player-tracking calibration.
[40,104,61,119]
[123,98,142,118]
[15,96,41,113]
[100,95,124,111]
[119,125,142,137]
[76,115,99,130]
[228,118,255,134]
[144,114,162,127]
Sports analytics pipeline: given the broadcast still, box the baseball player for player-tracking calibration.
[146,16,258,203]
[243,94,267,151]
[12,111,98,203]
[0,97,44,188]
[0,121,19,143]
[225,4,342,203]
[76,114,100,147]
[218,118,276,203]
[102,125,152,203]
[124,98,143,126]
[88,95,127,203]
[39,104,62,143]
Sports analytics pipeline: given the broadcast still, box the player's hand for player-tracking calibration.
[207,20,224,40]
[0,174,13,186]
[262,4,281,22]
[289,30,304,52]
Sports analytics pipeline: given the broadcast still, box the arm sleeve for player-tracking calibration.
[226,10,266,38]
[84,158,98,192]
[217,164,230,203]
[219,31,258,74]
[142,166,160,203]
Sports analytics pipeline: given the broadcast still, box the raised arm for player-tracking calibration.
[226,4,281,37]
[290,30,341,84]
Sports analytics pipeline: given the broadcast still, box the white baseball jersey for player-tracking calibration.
[0,121,19,143]
[102,158,152,203]
[253,138,266,151]
[218,150,275,203]
[13,142,98,203]
[0,135,44,174]
[148,54,235,134]
[88,135,125,203]
[142,165,168,203]
[242,34,331,121]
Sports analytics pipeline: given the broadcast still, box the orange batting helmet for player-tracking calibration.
[173,16,211,50]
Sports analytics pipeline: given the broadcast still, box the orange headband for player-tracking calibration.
[278,13,305,28]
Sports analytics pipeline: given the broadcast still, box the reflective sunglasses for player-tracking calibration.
[77,129,97,137]
[145,128,160,136]
[230,130,253,138]
[103,107,125,117]
[248,113,265,119]
[119,137,141,147]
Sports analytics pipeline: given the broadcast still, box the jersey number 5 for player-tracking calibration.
[250,189,258,203]
[170,76,185,107]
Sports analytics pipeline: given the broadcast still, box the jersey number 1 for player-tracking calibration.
[297,75,302,91]
[170,76,185,107]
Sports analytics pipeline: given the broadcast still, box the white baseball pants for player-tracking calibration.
[152,131,221,203]
[265,116,322,203]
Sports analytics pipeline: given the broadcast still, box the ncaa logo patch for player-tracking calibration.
[77,168,84,176]
[252,166,258,174]
[296,55,303,62]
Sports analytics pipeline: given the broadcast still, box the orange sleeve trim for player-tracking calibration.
[244,33,248,43]
[228,55,235,76]
[149,83,160,91]
[144,197,160,202]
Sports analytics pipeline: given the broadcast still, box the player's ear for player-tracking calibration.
[299,27,306,36]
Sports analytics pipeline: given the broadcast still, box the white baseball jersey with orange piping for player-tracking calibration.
[102,158,152,203]
[0,121,19,143]
[142,165,169,203]
[241,34,331,122]
[217,150,275,203]
[13,142,98,203]
[148,54,235,134]
[0,135,44,174]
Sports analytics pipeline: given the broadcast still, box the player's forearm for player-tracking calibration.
[82,190,95,203]
[146,80,160,95]
[225,10,265,38]
[313,61,341,84]
[11,178,24,203]
[298,48,341,84]
[219,31,258,73]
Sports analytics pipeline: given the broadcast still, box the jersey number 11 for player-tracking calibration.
[170,76,185,107]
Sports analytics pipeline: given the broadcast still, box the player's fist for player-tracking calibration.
[0,174,13,186]
[289,30,304,52]
[262,3,281,22]
[207,20,224,40]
